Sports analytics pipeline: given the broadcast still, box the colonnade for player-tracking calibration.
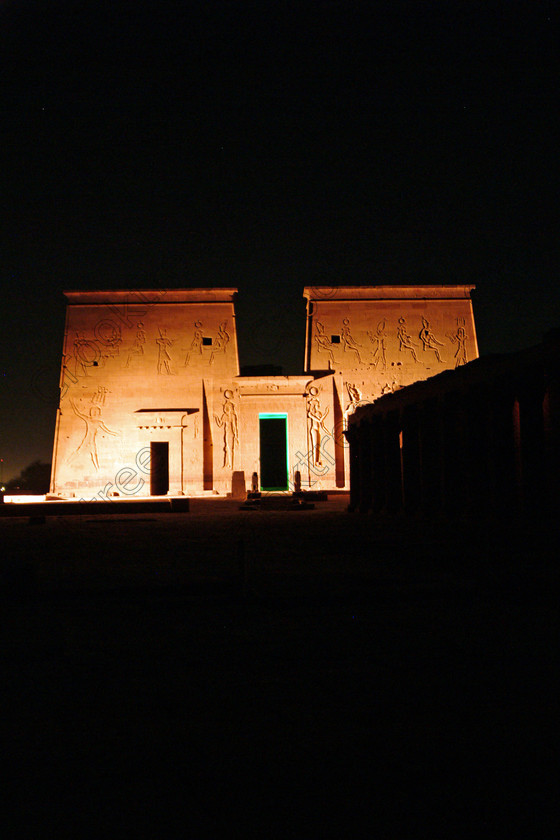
[346,330,560,523]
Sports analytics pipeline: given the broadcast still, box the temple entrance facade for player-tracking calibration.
[50,286,478,498]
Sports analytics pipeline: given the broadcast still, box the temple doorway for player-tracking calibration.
[150,441,169,495]
[259,414,288,491]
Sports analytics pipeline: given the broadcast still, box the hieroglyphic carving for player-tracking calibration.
[185,321,203,366]
[368,319,387,370]
[397,318,420,363]
[345,382,362,415]
[125,322,146,367]
[156,328,175,374]
[306,386,330,467]
[92,386,108,406]
[95,320,122,363]
[67,397,118,470]
[341,318,363,364]
[381,381,401,395]
[209,321,230,364]
[447,325,469,367]
[419,317,445,363]
[214,389,239,469]
[314,321,335,366]
[71,332,98,377]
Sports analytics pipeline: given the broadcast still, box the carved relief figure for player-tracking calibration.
[185,321,204,366]
[447,326,469,367]
[307,387,330,467]
[72,332,98,377]
[214,389,239,469]
[67,398,118,470]
[419,317,445,363]
[397,318,420,363]
[345,382,362,415]
[367,319,387,370]
[314,321,335,366]
[156,328,175,374]
[95,321,122,363]
[341,318,363,364]
[125,322,146,367]
[210,321,230,364]
[381,382,398,395]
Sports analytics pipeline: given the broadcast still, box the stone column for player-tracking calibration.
[464,384,493,519]
[543,330,560,519]
[383,410,403,515]
[489,384,518,519]
[400,405,421,515]
[518,381,547,519]
[346,425,360,512]
[371,414,387,514]
[418,397,444,517]
[358,418,374,514]
[442,390,471,518]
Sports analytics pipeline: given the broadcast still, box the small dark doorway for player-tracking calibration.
[150,441,169,495]
[259,414,288,491]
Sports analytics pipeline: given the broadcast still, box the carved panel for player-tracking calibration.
[155,328,176,375]
[341,318,364,365]
[67,394,119,471]
[185,321,204,366]
[419,317,445,363]
[367,319,387,370]
[209,320,230,364]
[125,322,146,367]
[397,317,421,363]
[306,386,330,467]
[214,389,239,469]
[314,320,335,366]
[447,324,469,367]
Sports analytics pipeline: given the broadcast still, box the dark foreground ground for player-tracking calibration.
[1,496,558,837]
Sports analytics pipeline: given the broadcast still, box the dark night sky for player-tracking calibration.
[1,0,559,481]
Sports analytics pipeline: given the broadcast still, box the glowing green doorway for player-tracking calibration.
[259,413,289,491]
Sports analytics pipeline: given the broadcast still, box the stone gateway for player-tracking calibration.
[50,286,478,498]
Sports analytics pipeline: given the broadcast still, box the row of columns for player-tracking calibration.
[347,332,560,523]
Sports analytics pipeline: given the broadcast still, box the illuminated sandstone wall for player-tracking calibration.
[50,286,478,497]
[235,375,340,493]
[51,289,239,498]
[304,286,478,398]
[303,286,479,489]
